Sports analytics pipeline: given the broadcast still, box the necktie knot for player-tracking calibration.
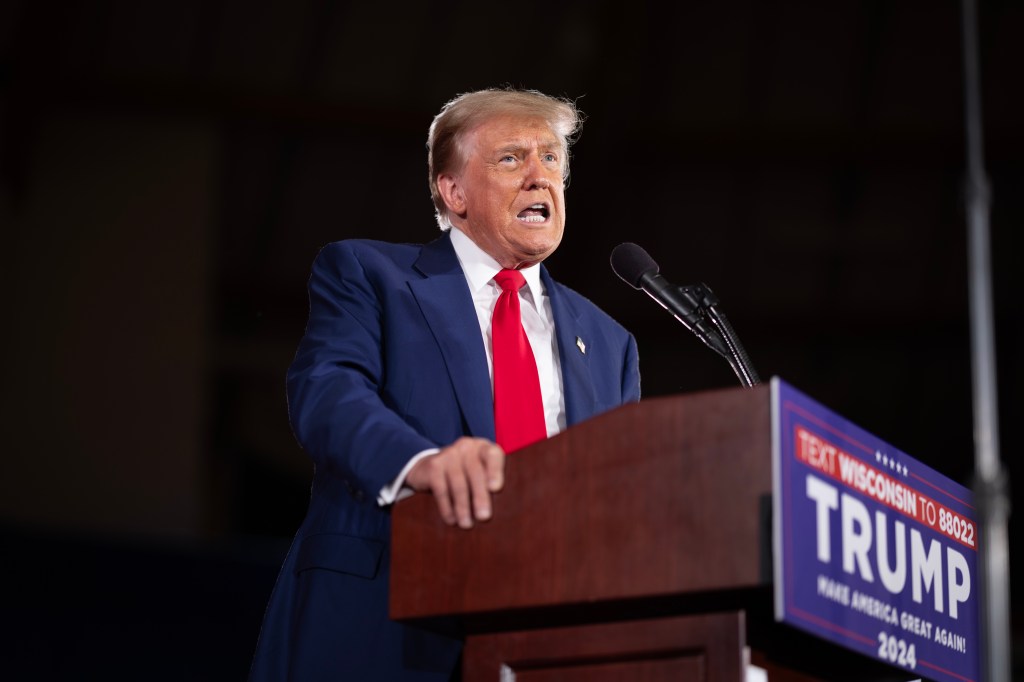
[494,269,526,293]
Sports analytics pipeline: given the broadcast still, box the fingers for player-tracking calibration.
[447,456,474,528]
[426,468,455,527]
[446,438,504,529]
[482,443,505,493]
[463,442,504,524]
[407,437,506,529]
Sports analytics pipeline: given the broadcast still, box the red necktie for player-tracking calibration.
[491,269,547,453]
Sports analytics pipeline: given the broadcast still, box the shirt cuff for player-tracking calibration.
[377,448,441,506]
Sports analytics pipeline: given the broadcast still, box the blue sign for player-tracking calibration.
[772,378,980,682]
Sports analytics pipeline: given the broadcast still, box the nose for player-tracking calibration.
[522,159,552,190]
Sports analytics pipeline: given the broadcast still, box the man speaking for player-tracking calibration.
[249,88,641,681]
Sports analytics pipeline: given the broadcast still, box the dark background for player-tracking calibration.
[1,0,1020,679]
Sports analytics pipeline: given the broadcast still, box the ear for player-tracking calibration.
[437,173,467,217]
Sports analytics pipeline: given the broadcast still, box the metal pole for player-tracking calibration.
[960,1,1011,680]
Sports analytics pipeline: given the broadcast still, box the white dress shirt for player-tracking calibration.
[377,228,565,505]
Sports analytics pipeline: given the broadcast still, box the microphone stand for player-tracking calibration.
[961,1,1010,680]
[681,283,761,388]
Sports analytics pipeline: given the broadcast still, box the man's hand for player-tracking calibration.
[405,437,505,529]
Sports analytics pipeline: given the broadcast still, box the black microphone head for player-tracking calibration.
[610,242,659,289]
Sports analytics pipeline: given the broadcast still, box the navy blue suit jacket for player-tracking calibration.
[250,232,640,681]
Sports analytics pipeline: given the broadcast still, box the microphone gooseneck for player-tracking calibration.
[610,242,760,388]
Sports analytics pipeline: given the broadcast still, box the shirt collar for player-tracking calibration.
[449,227,545,310]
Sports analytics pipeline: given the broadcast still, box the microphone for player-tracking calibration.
[610,242,761,387]
[610,243,729,358]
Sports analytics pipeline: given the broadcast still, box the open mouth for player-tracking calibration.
[517,203,550,223]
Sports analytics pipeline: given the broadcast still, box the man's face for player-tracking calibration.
[439,115,566,269]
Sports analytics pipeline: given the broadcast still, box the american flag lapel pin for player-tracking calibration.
[575,336,586,354]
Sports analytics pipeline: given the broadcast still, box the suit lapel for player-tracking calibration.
[409,232,495,440]
[541,267,597,428]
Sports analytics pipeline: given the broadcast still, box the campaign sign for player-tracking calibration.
[772,378,979,682]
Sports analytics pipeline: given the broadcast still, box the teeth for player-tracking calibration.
[530,203,545,209]
[521,214,546,223]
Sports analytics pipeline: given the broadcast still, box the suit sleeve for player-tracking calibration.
[622,333,641,403]
[286,242,437,497]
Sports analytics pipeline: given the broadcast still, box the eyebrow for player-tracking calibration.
[495,141,561,156]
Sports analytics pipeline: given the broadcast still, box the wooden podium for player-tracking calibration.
[391,386,907,681]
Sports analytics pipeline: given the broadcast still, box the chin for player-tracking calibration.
[521,224,562,244]
[522,243,560,264]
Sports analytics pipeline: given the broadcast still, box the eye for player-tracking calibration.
[542,153,558,163]
[500,154,517,164]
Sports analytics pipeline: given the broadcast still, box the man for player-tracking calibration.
[249,88,641,681]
